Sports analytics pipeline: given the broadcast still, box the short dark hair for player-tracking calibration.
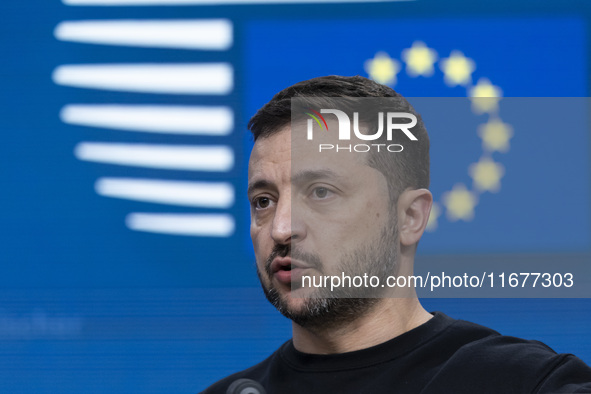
[248,75,430,201]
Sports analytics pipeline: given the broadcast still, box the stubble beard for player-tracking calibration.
[257,216,398,331]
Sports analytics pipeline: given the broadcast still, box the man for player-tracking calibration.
[202,75,591,393]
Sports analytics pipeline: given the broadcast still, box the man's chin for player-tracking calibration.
[268,285,318,310]
[262,284,320,317]
[261,282,378,330]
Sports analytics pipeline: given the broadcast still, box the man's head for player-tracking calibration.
[248,75,430,203]
[247,75,432,330]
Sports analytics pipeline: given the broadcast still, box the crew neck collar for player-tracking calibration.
[280,311,454,371]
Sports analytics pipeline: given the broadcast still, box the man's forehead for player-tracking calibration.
[249,128,289,173]
[251,134,388,199]
[250,126,291,157]
[247,127,291,191]
[249,123,376,173]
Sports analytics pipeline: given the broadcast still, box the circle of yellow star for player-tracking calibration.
[469,157,505,193]
[442,183,478,222]
[469,78,503,114]
[439,50,475,87]
[360,44,511,230]
[426,202,441,232]
[364,51,401,86]
[478,119,513,153]
[401,41,438,77]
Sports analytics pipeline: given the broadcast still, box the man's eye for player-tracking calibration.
[312,187,332,199]
[253,197,271,209]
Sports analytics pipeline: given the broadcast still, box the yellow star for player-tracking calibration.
[478,120,513,153]
[364,51,401,86]
[439,50,475,86]
[469,157,505,193]
[401,41,438,77]
[469,78,503,114]
[442,183,478,222]
[426,202,441,232]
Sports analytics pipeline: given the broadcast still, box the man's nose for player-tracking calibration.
[271,197,304,245]
[271,196,291,245]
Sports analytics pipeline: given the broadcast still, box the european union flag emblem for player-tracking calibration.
[245,17,589,254]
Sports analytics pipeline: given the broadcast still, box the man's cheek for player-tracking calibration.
[249,220,259,242]
[250,225,263,252]
[251,234,268,269]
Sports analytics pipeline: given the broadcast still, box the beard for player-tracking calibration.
[257,215,398,331]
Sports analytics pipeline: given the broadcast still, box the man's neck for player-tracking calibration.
[291,298,432,355]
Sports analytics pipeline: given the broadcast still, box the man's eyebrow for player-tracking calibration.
[247,179,275,197]
[291,169,344,186]
[248,170,343,196]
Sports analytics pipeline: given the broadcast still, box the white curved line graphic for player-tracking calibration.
[55,19,232,50]
[53,63,233,94]
[61,105,233,135]
[75,143,234,171]
[126,213,235,237]
[95,178,234,208]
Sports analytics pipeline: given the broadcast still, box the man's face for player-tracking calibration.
[247,124,398,329]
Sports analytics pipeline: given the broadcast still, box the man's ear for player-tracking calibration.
[397,188,433,247]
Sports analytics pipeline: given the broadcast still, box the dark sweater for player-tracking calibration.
[201,312,591,393]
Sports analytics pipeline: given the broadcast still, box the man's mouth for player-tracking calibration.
[271,257,311,285]
[271,257,293,273]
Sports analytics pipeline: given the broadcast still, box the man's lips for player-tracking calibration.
[271,257,313,285]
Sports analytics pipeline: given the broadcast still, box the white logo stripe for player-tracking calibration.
[52,63,233,95]
[126,213,235,237]
[75,143,234,172]
[61,105,233,135]
[95,178,234,208]
[54,19,232,50]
